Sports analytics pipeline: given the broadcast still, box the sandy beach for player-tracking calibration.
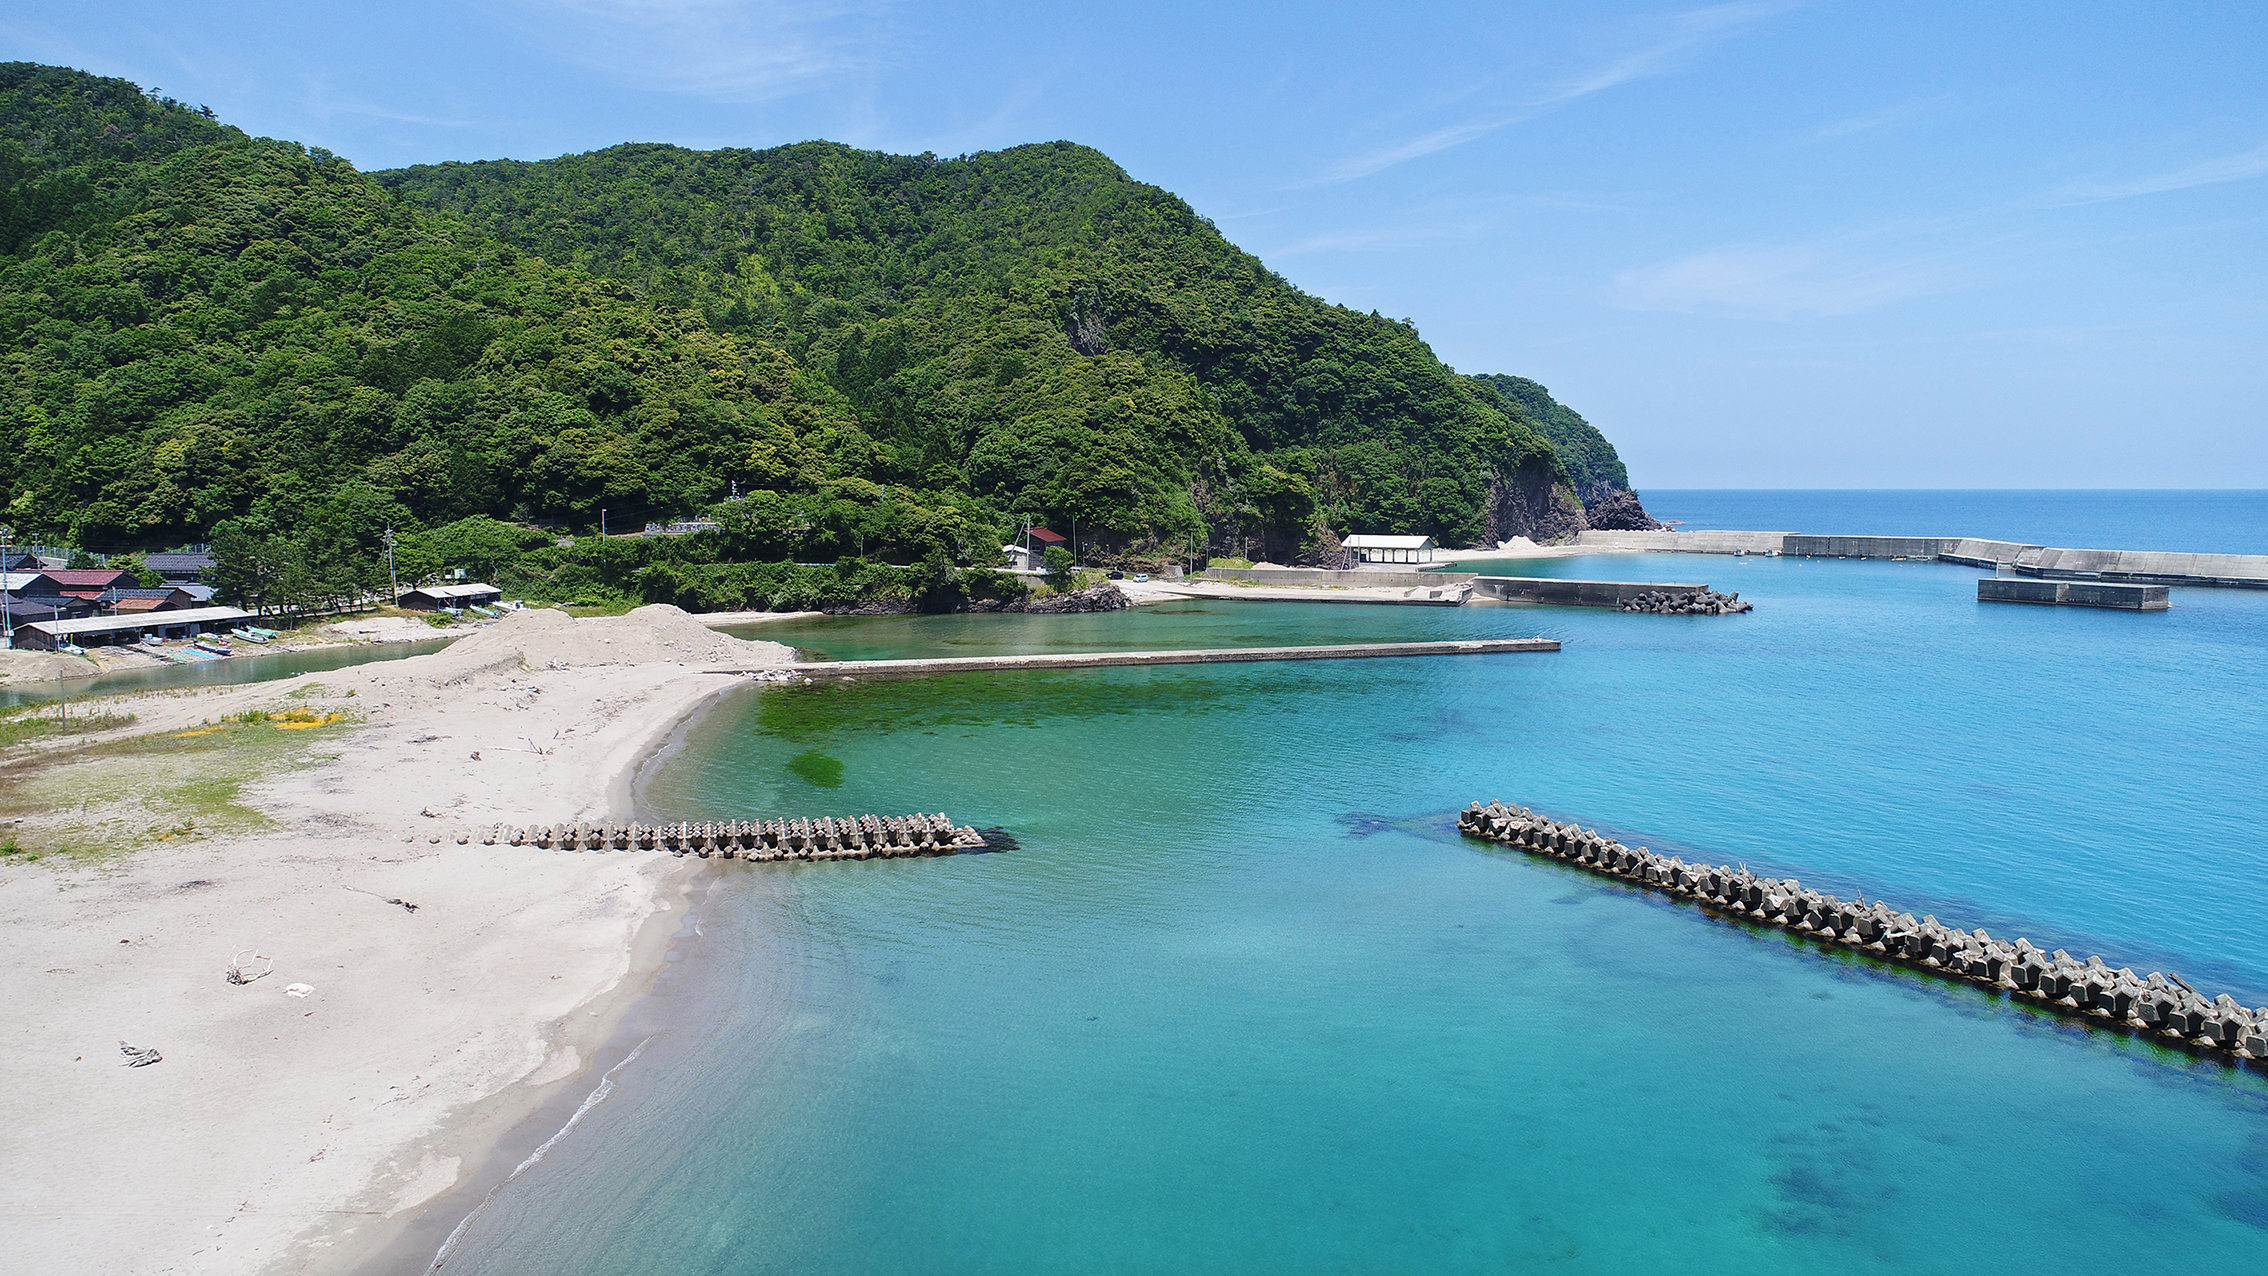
[0,605,794,1275]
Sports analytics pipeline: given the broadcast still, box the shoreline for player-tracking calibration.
[343,862,722,1276]
[0,605,796,1276]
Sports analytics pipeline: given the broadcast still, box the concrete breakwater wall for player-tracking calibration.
[1474,577,1705,607]
[1979,578,2169,610]
[1470,577,1750,613]
[1457,801,2268,1063]
[1571,529,2268,588]
[1574,530,1791,554]
[2008,546,2268,589]
[1783,534,1957,559]
[463,813,989,860]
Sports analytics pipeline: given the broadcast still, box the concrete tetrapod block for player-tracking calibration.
[1457,797,2268,1066]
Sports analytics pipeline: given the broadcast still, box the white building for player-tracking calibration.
[1341,534,1437,565]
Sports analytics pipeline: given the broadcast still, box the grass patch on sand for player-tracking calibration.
[0,701,137,749]
[0,706,357,861]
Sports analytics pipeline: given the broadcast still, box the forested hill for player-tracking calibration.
[377,142,1640,549]
[1465,374,1630,495]
[1,62,1650,581]
[0,63,863,565]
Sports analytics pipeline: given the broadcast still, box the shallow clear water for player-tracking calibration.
[0,637,452,710]
[439,531,2268,1272]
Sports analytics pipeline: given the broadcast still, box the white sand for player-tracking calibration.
[320,615,441,642]
[0,606,794,1275]
[0,646,99,686]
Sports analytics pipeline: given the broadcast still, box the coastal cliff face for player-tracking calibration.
[1466,374,1661,541]
[1581,484,1663,531]
[1476,460,1589,546]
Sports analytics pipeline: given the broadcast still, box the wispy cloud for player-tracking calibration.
[502,0,888,103]
[2048,140,2268,206]
[1312,0,1800,185]
[1809,92,1955,142]
[1267,227,1453,257]
[1317,118,1510,185]
[1545,0,1797,101]
[1612,243,1957,320]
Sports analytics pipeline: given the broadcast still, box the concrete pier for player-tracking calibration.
[1979,578,2169,610]
[1458,800,2268,1064]
[1474,577,1706,607]
[706,638,1559,677]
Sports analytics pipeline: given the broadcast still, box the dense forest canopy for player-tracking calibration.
[0,62,1647,606]
[1464,374,1630,494]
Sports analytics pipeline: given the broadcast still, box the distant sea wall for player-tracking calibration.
[1567,530,2268,589]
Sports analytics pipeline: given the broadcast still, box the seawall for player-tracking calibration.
[1979,578,2170,610]
[1561,530,2268,588]
[1474,577,1705,607]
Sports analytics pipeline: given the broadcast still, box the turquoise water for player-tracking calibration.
[435,548,2268,1273]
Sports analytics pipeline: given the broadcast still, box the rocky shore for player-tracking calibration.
[1581,484,1663,531]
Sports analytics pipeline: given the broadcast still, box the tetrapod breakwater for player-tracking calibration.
[1457,800,2268,1064]
[450,813,993,860]
[1616,586,1751,615]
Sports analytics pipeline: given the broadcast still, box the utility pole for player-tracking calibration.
[600,508,607,540]
[382,527,399,606]
[1,523,13,650]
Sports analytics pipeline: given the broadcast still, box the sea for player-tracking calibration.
[414,492,2268,1273]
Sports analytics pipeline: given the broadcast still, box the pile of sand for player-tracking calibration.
[323,616,434,640]
[0,647,95,686]
[443,604,795,670]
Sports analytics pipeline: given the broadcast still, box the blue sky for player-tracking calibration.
[7,2,2264,487]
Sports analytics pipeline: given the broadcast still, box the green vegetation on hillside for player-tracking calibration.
[1466,374,1631,494]
[0,63,1643,613]
[380,141,1575,551]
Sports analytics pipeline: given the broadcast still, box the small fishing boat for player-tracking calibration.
[192,636,233,656]
[230,627,271,644]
